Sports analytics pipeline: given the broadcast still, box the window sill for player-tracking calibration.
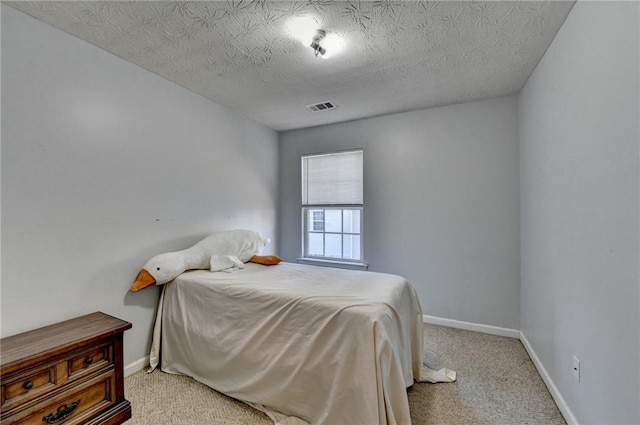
[296,258,369,271]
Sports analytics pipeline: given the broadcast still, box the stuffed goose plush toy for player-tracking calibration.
[130,229,272,291]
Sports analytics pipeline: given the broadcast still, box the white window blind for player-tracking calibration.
[302,150,363,206]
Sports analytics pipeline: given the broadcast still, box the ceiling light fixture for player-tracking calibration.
[308,29,345,59]
[310,30,327,57]
[286,16,344,59]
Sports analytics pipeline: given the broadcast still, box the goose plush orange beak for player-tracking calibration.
[130,269,157,292]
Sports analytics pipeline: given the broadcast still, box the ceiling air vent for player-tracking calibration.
[306,101,337,112]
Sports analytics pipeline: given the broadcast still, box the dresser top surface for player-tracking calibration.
[0,312,132,368]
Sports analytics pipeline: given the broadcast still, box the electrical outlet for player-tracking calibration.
[573,356,580,382]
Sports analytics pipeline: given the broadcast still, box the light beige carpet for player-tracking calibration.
[125,324,565,425]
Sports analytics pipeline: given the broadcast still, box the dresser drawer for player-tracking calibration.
[66,343,112,382]
[1,363,58,411]
[1,312,131,425]
[7,369,116,425]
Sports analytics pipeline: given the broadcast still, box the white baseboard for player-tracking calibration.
[422,314,520,339]
[520,333,578,425]
[422,315,577,425]
[124,355,149,377]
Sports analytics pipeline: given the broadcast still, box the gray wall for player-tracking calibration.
[519,2,639,424]
[280,96,521,330]
[1,5,279,366]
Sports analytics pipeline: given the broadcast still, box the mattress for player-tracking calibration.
[149,262,446,425]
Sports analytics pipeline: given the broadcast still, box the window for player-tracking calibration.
[301,150,363,262]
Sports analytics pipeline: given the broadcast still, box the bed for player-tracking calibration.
[149,262,452,425]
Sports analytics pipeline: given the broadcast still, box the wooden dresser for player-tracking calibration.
[0,312,132,425]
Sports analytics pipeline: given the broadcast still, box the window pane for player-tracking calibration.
[343,209,361,234]
[343,234,353,258]
[308,209,324,232]
[324,209,342,233]
[325,234,342,258]
[342,235,361,260]
[343,210,353,233]
[308,233,324,256]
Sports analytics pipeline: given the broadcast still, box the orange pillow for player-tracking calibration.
[249,255,282,266]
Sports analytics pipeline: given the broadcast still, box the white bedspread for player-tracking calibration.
[149,262,452,425]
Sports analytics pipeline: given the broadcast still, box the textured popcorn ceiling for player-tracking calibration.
[8,1,575,131]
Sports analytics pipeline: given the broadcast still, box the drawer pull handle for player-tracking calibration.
[42,400,80,424]
[23,380,34,390]
[84,357,93,365]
